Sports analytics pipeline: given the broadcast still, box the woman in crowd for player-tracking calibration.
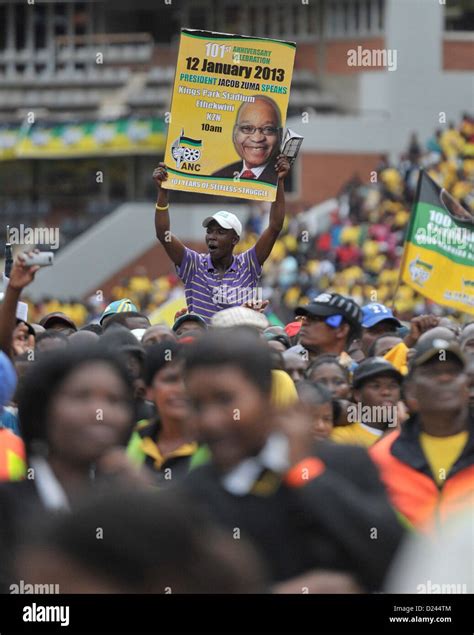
[0,345,145,578]
[127,340,197,483]
[296,381,335,441]
[306,355,353,426]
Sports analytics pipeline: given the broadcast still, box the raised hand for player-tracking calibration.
[242,299,270,313]
[274,154,290,181]
[403,314,440,348]
[12,322,35,356]
[153,163,169,189]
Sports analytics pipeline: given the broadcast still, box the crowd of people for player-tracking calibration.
[0,114,472,597]
[0,241,472,594]
[22,113,474,326]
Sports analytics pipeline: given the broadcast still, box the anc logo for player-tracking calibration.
[409,256,433,287]
[171,129,202,170]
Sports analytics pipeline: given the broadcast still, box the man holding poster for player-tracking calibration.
[153,154,290,323]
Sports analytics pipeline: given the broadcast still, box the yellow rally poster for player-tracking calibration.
[162,29,296,202]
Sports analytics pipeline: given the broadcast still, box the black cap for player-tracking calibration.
[172,313,207,333]
[99,324,145,360]
[39,312,77,332]
[353,357,403,388]
[410,337,466,370]
[295,293,362,329]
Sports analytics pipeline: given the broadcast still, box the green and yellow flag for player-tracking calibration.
[400,170,474,315]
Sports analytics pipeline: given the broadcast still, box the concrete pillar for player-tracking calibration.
[66,1,75,72]
[25,3,35,76]
[297,3,306,38]
[385,0,444,158]
[374,0,381,32]
[46,2,55,75]
[86,1,94,74]
[360,0,369,36]
[6,3,15,77]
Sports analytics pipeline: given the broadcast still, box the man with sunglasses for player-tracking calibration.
[295,293,363,365]
[212,96,282,185]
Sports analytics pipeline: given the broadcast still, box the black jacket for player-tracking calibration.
[0,480,47,591]
[182,441,404,590]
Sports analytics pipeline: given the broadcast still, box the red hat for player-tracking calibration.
[284,321,302,338]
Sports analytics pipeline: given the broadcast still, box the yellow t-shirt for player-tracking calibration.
[271,370,298,409]
[330,422,383,448]
[384,342,409,375]
[420,431,468,487]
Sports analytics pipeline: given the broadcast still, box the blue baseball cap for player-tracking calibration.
[361,303,402,329]
[100,298,139,325]
[0,352,17,413]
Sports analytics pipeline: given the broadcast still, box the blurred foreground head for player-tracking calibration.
[17,346,136,464]
[14,489,265,593]
[184,328,273,472]
[387,511,473,593]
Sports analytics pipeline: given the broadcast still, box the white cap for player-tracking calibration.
[211,307,269,331]
[202,211,242,237]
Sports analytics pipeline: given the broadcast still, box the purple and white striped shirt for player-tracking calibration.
[176,246,262,323]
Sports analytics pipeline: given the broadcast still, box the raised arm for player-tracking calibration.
[0,253,39,357]
[254,155,289,266]
[153,163,186,267]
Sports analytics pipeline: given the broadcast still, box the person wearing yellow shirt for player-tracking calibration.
[419,430,468,487]
[440,126,465,160]
[331,358,403,448]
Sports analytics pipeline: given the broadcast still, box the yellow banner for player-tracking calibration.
[401,243,474,315]
[163,29,296,202]
[149,295,186,327]
[0,118,166,160]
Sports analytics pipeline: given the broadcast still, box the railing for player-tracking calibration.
[55,32,153,65]
[324,0,385,39]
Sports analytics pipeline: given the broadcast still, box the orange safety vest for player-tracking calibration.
[370,416,474,533]
[0,428,26,481]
